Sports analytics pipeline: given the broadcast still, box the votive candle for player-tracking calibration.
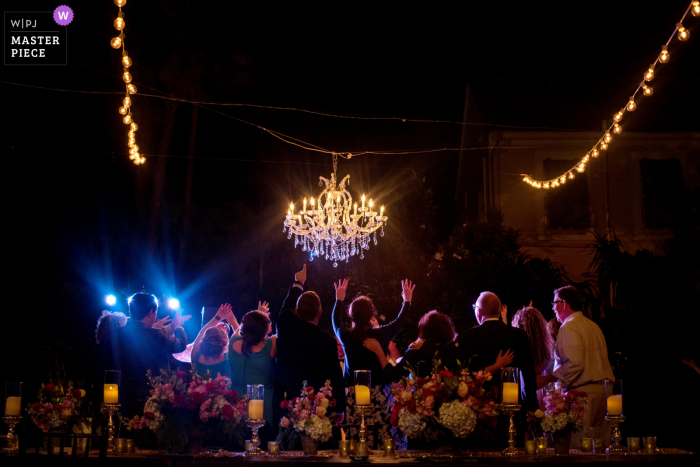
[248,399,264,420]
[4,396,21,416]
[338,440,350,457]
[383,438,396,457]
[628,437,640,452]
[268,441,280,456]
[502,382,519,403]
[580,438,593,452]
[104,384,119,403]
[643,436,656,453]
[593,438,605,453]
[607,394,623,415]
[535,437,547,454]
[525,440,537,455]
[355,385,371,405]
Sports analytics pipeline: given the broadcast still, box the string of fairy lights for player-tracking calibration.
[110,0,143,165]
[522,0,698,190]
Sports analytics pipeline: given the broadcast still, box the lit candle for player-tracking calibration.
[104,384,119,403]
[502,382,519,403]
[607,394,623,415]
[303,198,307,212]
[341,428,346,441]
[354,203,357,216]
[355,385,370,405]
[248,399,264,420]
[290,202,294,212]
[362,195,365,209]
[311,197,315,208]
[380,206,384,217]
[5,396,21,416]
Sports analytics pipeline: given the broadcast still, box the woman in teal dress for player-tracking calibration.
[191,304,238,378]
[229,306,277,428]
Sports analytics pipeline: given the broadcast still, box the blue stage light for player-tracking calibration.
[167,298,180,310]
[105,295,117,306]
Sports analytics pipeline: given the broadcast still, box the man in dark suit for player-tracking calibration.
[456,291,538,412]
[271,264,345,432]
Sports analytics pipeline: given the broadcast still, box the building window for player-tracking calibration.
[640,158,683,229]
[544,158,590,230]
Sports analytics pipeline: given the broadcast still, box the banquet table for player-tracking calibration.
[2,448,698,467]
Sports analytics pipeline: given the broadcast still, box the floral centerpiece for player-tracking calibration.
[125,368,248,453]
[528,386,587,434]
[277,380,343,451]
[388,360,499,444]
[27,381,90,434]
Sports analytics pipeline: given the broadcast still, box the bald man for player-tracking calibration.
[456,292,538,411]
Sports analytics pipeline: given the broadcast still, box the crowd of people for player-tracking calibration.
[96,264,618,449]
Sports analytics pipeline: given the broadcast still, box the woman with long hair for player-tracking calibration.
[191,303,238,378]
[228,304,276,428]
[511,307,555,395]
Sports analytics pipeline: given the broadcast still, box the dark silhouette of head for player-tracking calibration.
[418,310,456,344]
[555,286,584,312]
[201,327,228,357]
[349,296,377,330]
[128,292,158,321]
[240,310,270,356]
[296,291,322,322]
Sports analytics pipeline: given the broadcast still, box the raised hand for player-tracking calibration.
[295,264,307,285]
[501,304,508,324]
[152,315,172,329]
[401,279,416,303]
[257,301,270,315]
[407,338,424,351]
[171,312,192,330]
[334,278,349,301]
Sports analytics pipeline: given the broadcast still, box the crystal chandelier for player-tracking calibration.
[283,155,387,267]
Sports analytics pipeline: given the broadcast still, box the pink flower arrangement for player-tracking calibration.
[125,368,248,453]
[528,386,588,433]
[388,362,499,442]
[278,380,344,443]
[27,381,88,433]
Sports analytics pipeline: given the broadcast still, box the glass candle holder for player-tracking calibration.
[104,370,121,404]
[4,382,22,416]
[354,370,371,406]
[524,440,537,455]
[267,441,280,456]
[500,367,520,404]
[643,436,656,453]
[535,436,547,454]
[580,438,593,452]
[247,384,264,420]
[383,438,396,457]
[628,437,640,452]
[593,438,605,453]
[338,440,350,457]
[605,380,623,416]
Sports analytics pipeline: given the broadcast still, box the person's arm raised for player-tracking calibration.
[192,304,230,356]
[382,279,416,341]
[332,278,349,336]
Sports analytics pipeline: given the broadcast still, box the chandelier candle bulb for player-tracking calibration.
[303,198,306,212]
[502,382,519,403]
[104,384,118,403]
[4,396,21,416]
[355,385,371,405]
[380,206,384,217]
[607,395,623,415]
[248,400,264,420]
[362,194,365,209]
[354,203,357,216]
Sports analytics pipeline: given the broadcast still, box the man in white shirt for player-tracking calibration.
[539,286,614,449]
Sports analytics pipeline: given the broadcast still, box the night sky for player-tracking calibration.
[2,0,699,411]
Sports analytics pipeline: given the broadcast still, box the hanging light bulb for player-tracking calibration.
[139,157,145,164]
[552,180,559,187]
[122,71,132,83]
[114,16,125,31]
[110,36,122,49]
[604,133,612,143]
[626,99,636,111]
[613,123,622,134]
[122,54,132,67]
[128,130,135,138]
[644,65,654,81]
[119,106,128,115]
[123,96,131,107]
[523,176,529,183]
[591,148,600,158]
[643,84,653,96]
[677,23,689,41]
[129,147,138,155]
[577,164,586,173]
[568,172,575,180]
[659,45,670,63]
[127,84,137,94]
[130,122,138,131]
[600,141,609,150]
[560,176,567,184]
[114,0,127,6]
[543,182,550,189]
[613,111,624,122]
[693,1,700,16]
[123,115,132,124]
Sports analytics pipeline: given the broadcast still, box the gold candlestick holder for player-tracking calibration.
[101,403,120,453]
[245,419,266,456]
[605,415,626,454]
[2,415,22,451]
[499,403,522,456]
[352,405,372,461]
